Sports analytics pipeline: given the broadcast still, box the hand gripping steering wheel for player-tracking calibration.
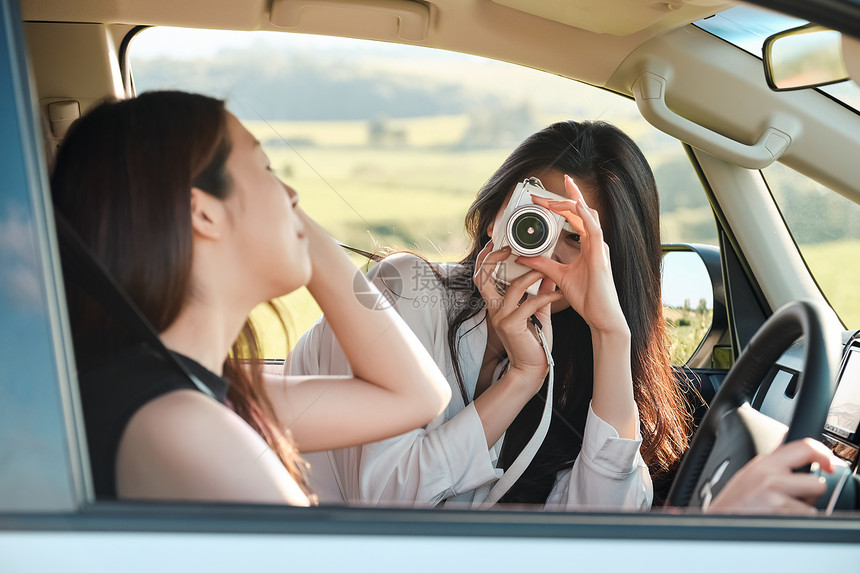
[666,299,842,508]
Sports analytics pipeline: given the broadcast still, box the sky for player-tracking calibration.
[130,26,475,62]
[131,27,343,59]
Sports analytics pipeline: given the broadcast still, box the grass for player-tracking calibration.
[800,238,860,327]
[272,146,502,255]
[665,307,714,365]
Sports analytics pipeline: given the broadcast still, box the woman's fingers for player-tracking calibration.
[772,438,838,474]
[769,472,828,500]
[536,275,558,296]
[565,174,601,226]
[473,243,510,305]
[474,240,500,276]
[473,242,554,323]
[530,194,575,212]
[560,174,603,243]
[515,255,566,286]
[503,269,547,300]
[530,176,604,265]
[709,439,841,514]
[575,199,603,244]
[563,173,582,201]
[473,243,511,283]
[506,290,563,325]
[530,195,586,237]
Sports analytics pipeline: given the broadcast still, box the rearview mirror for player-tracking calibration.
[762,23,849,91]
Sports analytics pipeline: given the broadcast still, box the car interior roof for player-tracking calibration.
[22,0,737,87]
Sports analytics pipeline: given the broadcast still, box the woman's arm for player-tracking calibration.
[520,175,638,439]
[545,403,652,511]
[268,211,451,453]
[116,390,310,504]
[289,254,500,505]
[470,241,563,447]
[289,318,498,506]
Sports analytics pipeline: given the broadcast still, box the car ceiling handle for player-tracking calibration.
[633,71,796,169]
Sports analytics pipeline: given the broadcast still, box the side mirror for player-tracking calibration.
[662,244,729,368]
[762,23,850,91]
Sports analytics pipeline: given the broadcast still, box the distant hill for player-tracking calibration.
[129,34,720,244]
[131,39,636,123]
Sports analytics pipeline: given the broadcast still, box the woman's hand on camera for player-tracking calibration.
[518,174,628,337]
[518,175,637,439]
[473,240,562,393]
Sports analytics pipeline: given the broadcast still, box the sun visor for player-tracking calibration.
[490,0,737,36]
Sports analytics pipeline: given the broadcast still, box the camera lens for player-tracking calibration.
[511,212,549,251]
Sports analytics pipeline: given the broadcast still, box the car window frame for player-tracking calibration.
[0,0,90,514]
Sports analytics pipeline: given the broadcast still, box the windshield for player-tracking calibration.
[697,5,860,327]
[696,5,860,111]
[129,27,714,358]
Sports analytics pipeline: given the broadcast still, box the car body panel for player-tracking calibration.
[4,530,860,572]
[0,0,88,513]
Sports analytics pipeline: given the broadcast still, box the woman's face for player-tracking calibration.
[221,113,312,300]
[487,169,602,313]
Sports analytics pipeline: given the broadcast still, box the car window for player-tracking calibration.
[129,27,717,360]
[763,162,860,327]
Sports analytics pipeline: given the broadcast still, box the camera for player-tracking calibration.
[491,177,569,296]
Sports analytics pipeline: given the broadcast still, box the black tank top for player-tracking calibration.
[78,343,229,499]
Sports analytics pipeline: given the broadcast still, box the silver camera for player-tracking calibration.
[491,177,569,296]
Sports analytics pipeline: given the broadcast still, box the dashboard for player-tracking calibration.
[755,334,860,469]
[824,342,860,466]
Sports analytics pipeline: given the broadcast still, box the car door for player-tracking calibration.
[3,0,860,570]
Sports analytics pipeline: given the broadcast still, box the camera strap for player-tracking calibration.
[473,315,554,508]
[339,240,556,507]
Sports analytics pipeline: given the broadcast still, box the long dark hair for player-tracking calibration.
[442,120,692,504]
[51,91,313,500]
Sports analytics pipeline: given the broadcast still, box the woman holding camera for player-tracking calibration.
[291,120,679,508]
[291,120,839,512]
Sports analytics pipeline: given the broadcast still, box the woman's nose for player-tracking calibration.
[282,181,299,206]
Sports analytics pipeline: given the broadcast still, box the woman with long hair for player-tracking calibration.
[291,119,839,513]
[291,120,681,508]
[51,90,451,504]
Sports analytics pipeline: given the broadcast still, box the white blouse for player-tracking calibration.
[289,253,652,510]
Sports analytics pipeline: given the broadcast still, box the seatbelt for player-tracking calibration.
[337,241,384,262]
[54,212,216,400]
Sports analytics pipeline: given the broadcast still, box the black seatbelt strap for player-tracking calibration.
[337,241,383,262]
[54,212,216,399]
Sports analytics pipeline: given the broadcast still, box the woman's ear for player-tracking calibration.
[190,187,225,240]
[487,219,495,236]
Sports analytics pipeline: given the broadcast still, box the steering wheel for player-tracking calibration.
[666,299,842,508]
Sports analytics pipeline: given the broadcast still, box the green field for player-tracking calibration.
[801,239,860,327]
[246,116,514,357]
